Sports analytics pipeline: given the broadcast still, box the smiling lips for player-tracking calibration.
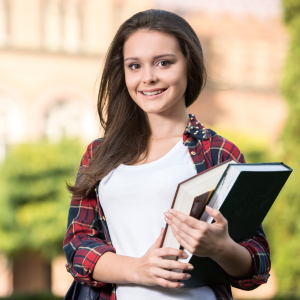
[139,88,168,96]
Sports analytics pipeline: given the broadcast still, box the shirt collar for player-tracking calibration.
[183,113,211,144]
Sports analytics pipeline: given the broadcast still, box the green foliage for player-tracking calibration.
[282,0,300,26]
[213,127,276,164]
[265,0,300,295]
[0,139,84,261]
[218,2,300,295]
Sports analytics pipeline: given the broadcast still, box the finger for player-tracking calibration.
[165,213,200,239]
[205,206,226,225]
[166,209,200,230]
[157,247,187,259]
[170,226,194,254]
[156,277,185,289]
[155,268,191,282]
[150,227,165,250]
[165,217,197,251]
[156,257,193,272]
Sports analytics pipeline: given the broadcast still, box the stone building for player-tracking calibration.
[0,0,287,298]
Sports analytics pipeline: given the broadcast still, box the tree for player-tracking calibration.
[0,139,84,261]
[264,0,300,294]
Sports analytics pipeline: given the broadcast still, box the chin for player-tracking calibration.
[141,106,173,115]
[140,108,162,115]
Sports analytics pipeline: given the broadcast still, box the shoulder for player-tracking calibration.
[80,138,104,167]
[205,128,246,164]
[86,138,104,158]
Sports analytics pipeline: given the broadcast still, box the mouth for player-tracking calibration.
[139,88,168,97]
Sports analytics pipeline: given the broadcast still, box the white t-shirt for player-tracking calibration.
[99,137,217,300]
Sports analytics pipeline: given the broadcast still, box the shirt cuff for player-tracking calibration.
[225,239,270,290]
[66,240,117,287]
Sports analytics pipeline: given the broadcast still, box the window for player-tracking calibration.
[0,0,9,47]
[209,36,282,91]
[44,99,98,143]
[43,0,82,53]
[0,94,23,162]
[62,0,82,53]
[43,0,62,52]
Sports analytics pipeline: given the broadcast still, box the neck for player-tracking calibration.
[147,109,190,140]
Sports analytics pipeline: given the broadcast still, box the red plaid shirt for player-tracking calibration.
[63,113,271,300]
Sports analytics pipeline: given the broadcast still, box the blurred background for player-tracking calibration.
[0,0,299,299]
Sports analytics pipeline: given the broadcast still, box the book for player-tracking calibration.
[160,159,238,259]
[161,162,292,288]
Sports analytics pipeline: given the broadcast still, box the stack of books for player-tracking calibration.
[160,160,292,288]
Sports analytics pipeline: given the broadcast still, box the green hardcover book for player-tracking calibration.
[174,162,292,288]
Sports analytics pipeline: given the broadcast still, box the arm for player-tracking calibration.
[165,206,265,284]
[200,207,270,288]
[63,140,117,287]
[226,224,270,290]
[165,206,270,289]
[91,229,195,288]
[91,251,137,284]
[205,206,253,279]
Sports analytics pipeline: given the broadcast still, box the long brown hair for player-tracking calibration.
[67,9,207,198]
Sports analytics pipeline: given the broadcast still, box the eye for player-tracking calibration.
[129,63,141,70]
[157,60,172,67]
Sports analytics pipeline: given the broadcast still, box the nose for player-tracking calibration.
[142,65,158,84]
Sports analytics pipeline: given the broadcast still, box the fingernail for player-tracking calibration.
[179,283,184,287]
[206,205,212,211]
[187,265,194,270]
[185,274,191,279]
[182,252,188,258]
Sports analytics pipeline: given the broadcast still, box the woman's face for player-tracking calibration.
[123,30,187,116]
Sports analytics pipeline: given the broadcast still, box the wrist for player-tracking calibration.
[130,257,140,284]
[211,238,254,279]
[211,236,236,264]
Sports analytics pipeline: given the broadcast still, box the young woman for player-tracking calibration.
[63,9,271,300]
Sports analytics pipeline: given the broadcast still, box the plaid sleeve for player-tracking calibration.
[228,224,271,290]
[211,134,271,290]
[63,140,116,287]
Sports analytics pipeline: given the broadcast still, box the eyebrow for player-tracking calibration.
[124,54,176,62]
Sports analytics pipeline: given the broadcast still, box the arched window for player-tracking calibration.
[44,99,98,143]
[0,92,23,162]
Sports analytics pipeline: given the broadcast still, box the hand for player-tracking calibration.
[132,228,194,289]
[164,206,233,260]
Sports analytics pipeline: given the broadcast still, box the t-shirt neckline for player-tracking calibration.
[119,137,183,170]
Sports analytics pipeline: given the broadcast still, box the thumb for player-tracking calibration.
[205,206,226,224]
[150,227,165,250]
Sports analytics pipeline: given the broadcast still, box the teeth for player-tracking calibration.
[142,89,165,96]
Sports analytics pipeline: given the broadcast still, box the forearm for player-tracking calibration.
[212,237,253,279]
[91,251,137,284]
